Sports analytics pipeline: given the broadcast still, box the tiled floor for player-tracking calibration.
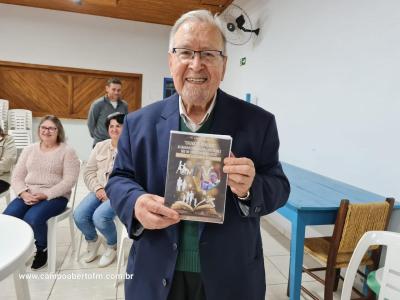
[0,172,344,300]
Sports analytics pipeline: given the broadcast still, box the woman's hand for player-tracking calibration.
[95,188,108,202]
[32,193,48,201]
[20,191,40,205]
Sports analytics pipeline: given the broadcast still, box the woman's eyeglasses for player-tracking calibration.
[40,126,57,133]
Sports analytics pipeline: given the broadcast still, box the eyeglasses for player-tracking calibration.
[171,48,224,64]
[40,126,57,133]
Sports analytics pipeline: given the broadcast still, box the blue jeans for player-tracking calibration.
[73,192,117,246]
[3,196,68,250]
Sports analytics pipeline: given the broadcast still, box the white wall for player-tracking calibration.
[221,0,400,233]
[0,4,171,160]
[2,2,399,220]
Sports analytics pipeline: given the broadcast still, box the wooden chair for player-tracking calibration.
[297,198,395,300]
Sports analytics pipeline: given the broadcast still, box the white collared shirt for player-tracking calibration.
[178,94,217,132]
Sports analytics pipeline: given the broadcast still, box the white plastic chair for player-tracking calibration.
[46,161,82,273]
[7,130,32,149]
[75,227,85,261]
[0,190,10,205]
[0,99,9,131]
[7,109,32,130]
[114,221,132,287]
[341,231,400,300]
[1,165,15,206]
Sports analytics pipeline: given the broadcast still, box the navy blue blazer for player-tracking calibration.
[106,89,290,300]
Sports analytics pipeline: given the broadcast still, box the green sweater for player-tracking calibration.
[175,114,214,273]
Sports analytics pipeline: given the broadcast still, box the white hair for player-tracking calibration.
[168,10,227,54]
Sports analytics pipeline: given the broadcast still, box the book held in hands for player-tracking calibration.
[164,131,232,223]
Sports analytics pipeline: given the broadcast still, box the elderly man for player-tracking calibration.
[106,9,290,300]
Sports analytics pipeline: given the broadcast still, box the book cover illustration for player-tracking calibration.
[164,131,232,223]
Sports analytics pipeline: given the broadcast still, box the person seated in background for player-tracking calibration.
[0,125,17,194]
[74,112,125,267]
[3,115,80,270]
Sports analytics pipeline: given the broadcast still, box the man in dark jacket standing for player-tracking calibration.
[106,9,290,300]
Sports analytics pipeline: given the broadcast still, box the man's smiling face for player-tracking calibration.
[168,21,227,107]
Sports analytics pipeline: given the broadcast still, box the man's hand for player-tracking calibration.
[20,191,40,205]
[223,153,255,198]
[96,188,108,202]
[135,194,180,229]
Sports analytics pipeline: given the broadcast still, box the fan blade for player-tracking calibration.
[235,15,245,28]
[239,27,253,33]
[237,26,260,35]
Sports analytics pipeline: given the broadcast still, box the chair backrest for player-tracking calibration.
[341,231,400,300]
[0,119,5,132]
[7,109,33,130]
[338,199,393,253]
[69,159,83,210]
[7,129,32,149]
[329,198,394,259]
[0,99,9,131]
[324,198,394,271]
